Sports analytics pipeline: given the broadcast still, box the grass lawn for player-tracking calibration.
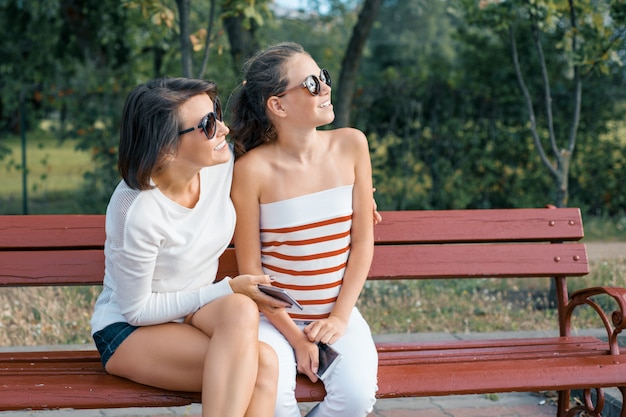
[0,256,624,346]
[0,132,92,214]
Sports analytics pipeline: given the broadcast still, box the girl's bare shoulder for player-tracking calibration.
[322,127,368,153]
[235,144,272,167]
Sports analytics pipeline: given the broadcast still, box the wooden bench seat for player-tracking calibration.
[1,208,625,416]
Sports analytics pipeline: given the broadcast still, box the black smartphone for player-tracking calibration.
[316,342,342,379]
[257,284,304,310]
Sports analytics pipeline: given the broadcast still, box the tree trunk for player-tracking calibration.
[333,0,383,128]
[223,14,259,75]
[176,0,193,77]
[197,0,218,79]
[60,0,108,67]
[508,2,583,308]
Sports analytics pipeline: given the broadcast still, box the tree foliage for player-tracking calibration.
[455,0,625,208]
[0,0,624,217]
[356,0,624,213]
[333,0,383,127]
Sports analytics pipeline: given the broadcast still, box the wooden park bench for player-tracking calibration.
[1,207,625,416]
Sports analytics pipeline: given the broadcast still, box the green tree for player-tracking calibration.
[221,0,271,72]
[127,0,271,90]
[457,0,625,208]
[349,0,624,214]
[355,0,473,210]
[333,0,383,127]
[1,0,139,213]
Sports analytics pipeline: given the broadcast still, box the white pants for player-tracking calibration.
[258,308,378,417]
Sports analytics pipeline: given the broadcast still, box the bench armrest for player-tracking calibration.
[565,286,626,354]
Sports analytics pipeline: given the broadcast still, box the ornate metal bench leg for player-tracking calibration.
[562,388,604,417]
[619,386,626,417]
[557,389,570,417]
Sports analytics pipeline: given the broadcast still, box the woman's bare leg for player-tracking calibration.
[188,293,261,416]
[106,293,270,417]
[245,342,279,417]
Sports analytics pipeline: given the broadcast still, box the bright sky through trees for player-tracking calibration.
[273,0,309,10]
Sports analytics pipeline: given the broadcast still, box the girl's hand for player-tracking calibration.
[373,187,382,225]
[303,316,346,345]
[294,339,320,383]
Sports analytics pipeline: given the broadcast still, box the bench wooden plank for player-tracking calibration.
[0,249,238,286]
[0,374,200,410]
[0,242,587,286]
[373,208,584,243]
[0,250,104,286]
[369,242,588,279]
[376,337,610,364]
[0,215,105,249]
[0,208,583,250]
[373,354,626,398]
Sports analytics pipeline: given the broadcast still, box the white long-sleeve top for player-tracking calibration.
[90,153,236,334]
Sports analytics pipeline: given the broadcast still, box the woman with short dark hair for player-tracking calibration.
[91,77,282,417]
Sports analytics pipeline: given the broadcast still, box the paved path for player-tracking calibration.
[0,392,558,417]
[586,241,626,260]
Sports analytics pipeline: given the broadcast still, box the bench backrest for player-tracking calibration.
[0,208,588,288]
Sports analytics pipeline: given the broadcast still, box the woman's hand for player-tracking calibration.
[228,274,290,311]
[303,316,347,345]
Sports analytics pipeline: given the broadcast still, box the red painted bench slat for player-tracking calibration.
[0,215,105,249]
[373,209,584,243]
[0,374,200,410]
[0,249,238,286]
[0,242,588,286]
[374,354,626,397]
[0,208,584,249]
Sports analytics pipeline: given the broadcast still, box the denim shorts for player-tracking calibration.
[93,322,139,368]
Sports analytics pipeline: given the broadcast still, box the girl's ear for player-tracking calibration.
[266,96,287,118]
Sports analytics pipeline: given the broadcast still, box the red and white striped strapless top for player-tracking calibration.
[259,185,353,320]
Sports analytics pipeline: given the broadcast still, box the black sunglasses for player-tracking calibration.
[178,96,223,140]
[278,69,331,97]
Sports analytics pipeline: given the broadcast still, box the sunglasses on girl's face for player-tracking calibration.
[278,69,331,97]
[178,96,223,140]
